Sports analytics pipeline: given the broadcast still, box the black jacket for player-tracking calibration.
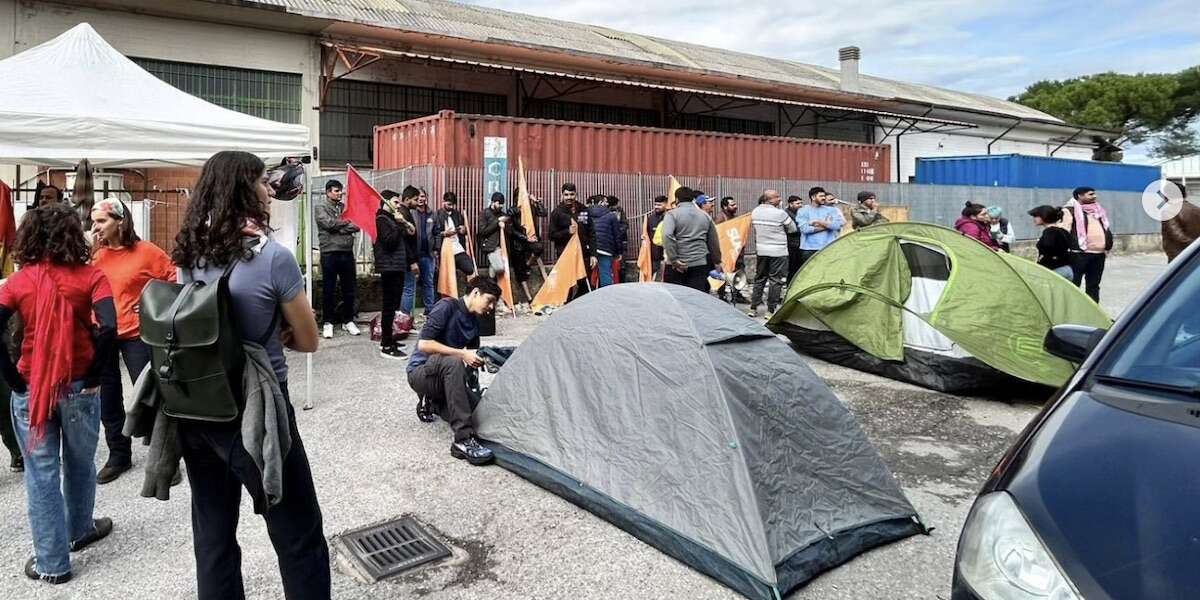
[549,202,591,255]
[430,209,467,256]
[646,210,665,261]
[373,208,408,273]
[478,208,506,253]
[398,205,419,267]
[785,207,802,250]
[1035,226,1073,270]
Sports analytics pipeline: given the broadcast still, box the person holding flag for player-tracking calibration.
[549,183,594,302]
[374,189,413,359]
[638,195,668,282]
[432,192,474,297]
[661,186,722,293]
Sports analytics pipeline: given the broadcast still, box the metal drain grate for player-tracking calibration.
[342,516,451,581]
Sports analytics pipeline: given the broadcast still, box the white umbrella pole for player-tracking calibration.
[303,166,315,411]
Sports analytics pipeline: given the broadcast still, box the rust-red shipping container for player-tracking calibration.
[374,111,889,182]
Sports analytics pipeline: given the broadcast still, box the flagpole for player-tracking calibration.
[303,164,314,411]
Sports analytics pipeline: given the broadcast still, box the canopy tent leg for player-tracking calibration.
[303,166,315,411]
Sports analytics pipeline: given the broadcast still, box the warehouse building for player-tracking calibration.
[2,0,1112,184]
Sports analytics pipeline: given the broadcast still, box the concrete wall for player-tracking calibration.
[5,0,321,151]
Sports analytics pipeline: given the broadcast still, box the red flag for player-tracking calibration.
[0,182,15,276]
[343,165,380,241]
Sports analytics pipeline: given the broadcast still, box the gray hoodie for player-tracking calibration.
[315,195,359,254]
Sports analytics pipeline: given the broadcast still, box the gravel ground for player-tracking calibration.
[0,253,1169,600]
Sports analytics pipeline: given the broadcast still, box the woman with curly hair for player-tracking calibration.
[0,204,118,584]
[89,198,176,484]
[171,150,328,600]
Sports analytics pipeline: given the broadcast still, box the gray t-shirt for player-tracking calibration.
[179,238,304,383]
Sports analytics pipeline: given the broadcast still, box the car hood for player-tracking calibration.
[1004,391,1200,599]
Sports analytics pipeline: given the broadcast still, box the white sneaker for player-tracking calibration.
[343,322,362,336]
[322,323,334,339]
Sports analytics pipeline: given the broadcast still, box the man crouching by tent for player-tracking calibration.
[406,276,503,465]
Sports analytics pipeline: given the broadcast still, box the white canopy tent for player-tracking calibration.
[0,23,318,407]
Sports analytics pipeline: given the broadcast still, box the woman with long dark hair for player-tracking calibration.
[1028,205,1074,280]
[172,150,328,600]
[954,202,999,250]
[89,198,176,484]
[0,204,117,584]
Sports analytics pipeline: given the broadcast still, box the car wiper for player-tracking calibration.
[1093,374,1200,398]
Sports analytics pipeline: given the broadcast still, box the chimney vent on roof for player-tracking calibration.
[838,46,861,92]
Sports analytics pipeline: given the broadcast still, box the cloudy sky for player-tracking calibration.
[465,0,1198,101]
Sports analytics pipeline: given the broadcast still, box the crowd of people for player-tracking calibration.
[0,155,1118,596]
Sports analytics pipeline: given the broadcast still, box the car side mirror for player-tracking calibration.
[1044,325,1106,363]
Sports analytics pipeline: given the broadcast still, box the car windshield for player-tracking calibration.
[1097,255,1200,396]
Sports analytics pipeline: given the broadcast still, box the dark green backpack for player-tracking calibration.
[140,261,246,422]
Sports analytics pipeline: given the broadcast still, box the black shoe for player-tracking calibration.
[380,345,407,360]
[416,396,436,423]
[69,517,113,552]
[24,557,71,584]
[96,462,131,485]
[450,437,494,466]
[9,453,22,473]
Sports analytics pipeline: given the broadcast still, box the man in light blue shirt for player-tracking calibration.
[796,186,844,267]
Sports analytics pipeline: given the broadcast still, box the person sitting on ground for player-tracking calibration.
[90,198,177,484]
[0,204,118,585]
[407,276,502,465]
[851,191,889,229]
[955,202,999,250]
[1028,205,1074,280]
[375,189,414,360]
[986,207,1015,253]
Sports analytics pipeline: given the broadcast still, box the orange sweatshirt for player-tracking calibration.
[92,241,177,339]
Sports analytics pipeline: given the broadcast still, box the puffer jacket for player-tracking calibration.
[589,205,626,256]
[374,207,409,273]
[955,217,998,250]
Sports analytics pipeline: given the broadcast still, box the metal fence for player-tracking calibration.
[310,166,1158,270]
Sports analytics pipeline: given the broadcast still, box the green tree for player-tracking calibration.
[1011,69,1200,160]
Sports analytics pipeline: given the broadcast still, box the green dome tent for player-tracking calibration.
[477,283,924,600]
[767,222,1112,393]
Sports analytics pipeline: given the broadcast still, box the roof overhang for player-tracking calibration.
[318,40,976,132]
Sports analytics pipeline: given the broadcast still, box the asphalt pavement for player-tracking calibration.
[0,252,1170,600]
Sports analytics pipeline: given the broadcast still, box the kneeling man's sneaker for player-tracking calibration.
[450,437,494,465]
[416,397,436,423]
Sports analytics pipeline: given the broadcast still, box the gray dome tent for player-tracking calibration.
[476,284,924,599]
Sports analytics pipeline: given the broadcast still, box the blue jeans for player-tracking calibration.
[11,381,101,576]
[597,254,615,288]
[1053,265,1074,280]
[403,256,436,314]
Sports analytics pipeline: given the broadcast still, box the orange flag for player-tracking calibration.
[497,224,516,315]
[531,233,587,312]
[716,214,752,274]
[516,156,537,242]
[637,215,653,282]
[667,175,682,209]
[437,235,458,298]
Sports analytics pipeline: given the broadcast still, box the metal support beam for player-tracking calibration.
[317,44,381,110]
[987,118,1023,155]
[1050,127,1085,156]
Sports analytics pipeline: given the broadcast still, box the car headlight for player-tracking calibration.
[958,492,1081,600]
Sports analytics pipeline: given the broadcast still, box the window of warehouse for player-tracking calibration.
[320,80,508,167]
[132,58,302,124]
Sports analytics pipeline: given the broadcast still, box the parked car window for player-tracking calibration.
[1098,256,1200,394]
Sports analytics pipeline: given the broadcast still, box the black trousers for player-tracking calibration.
[664,264,711,294]
[178,385,330,600]
[407,354,479,443]
[1070,252,1106,303]
[750,255,788,310]
[787,246,803,281]
[797,249,819,270]
[320,251,356,325]
[0,374,16,458]
[99,338,152,467]
[379,271,405,348]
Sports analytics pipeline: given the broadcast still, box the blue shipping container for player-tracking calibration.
[914,154,1161,192]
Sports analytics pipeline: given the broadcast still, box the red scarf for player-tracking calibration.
[26,263,78,446]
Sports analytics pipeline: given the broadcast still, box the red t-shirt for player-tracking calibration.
[0,263,114,381]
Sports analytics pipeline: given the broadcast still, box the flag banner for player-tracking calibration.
[517,156,537,242]
[531,233,586,312]
[667,175,682,209]
[637,214,653,282]
[497,224,517,315]
[0,181,15,276]
[717,213,752,274]
[344,165,381,241]
[437,235,458,298]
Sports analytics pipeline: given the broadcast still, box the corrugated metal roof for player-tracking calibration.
[239,0,1062,123]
